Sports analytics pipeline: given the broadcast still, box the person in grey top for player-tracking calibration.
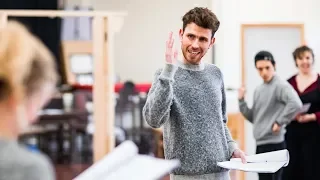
[238,51,302,180]
[143,7,246,180]
[0,21,58,180]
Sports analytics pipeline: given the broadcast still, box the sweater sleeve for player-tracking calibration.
[238,89,257,123]
[142,64,178,128]
[220,72,238,158]
[238,98,254,123]
[275,83,303,125]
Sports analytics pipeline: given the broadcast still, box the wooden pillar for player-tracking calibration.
[92,16,115,162]
[0,13,8,28]
[104,16,116,154]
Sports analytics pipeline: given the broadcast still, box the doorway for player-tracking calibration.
[241,24,304,180]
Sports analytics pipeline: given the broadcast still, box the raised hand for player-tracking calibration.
[238,87,246,100]
[165,31,178,64]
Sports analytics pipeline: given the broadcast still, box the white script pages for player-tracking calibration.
[217,150,289,173]
[74,141,180,180]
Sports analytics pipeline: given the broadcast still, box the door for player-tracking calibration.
[241,24,304,180]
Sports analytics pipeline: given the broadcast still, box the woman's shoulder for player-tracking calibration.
[18,145,55,179]
[0,141,55,180]
[287,74,298,84]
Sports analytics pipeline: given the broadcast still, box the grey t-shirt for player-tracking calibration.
[0,139,55,180]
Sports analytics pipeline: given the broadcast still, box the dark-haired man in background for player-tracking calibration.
[143,7,246,180]
[238,51,302,180]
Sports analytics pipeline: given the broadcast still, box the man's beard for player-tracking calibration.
[182,49,204,65]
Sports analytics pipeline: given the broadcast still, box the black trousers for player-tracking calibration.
[282,122,320,180]
[256,142,286,180]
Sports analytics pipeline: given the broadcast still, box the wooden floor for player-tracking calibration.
[54,164,170,180]
[55,164,91,180]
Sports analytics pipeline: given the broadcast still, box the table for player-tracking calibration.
[37,109,89,163]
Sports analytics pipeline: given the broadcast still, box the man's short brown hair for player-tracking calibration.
[182,7,220,38]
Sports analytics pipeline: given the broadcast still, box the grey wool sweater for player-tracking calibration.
[143,60,238,175]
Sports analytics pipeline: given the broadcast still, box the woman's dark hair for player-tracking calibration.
[254,50,275,67]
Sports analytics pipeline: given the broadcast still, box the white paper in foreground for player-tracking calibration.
[217,149,289,173]
[104,155,180,180]
[74,141,180,180]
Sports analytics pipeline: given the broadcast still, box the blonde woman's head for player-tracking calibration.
[0,21,59,135]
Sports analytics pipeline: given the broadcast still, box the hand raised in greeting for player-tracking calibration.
[165,31,178,64]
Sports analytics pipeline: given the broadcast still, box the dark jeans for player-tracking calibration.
[256,142,286,180]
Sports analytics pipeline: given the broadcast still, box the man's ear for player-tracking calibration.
[179,29,183,41]
[209,37,215,49]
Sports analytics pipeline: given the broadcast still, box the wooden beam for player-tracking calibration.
[92,16,115,162]
[0,13,8,28]
[104,16,116,156]
[0,10,126,18]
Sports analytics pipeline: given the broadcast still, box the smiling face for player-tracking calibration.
[179,22,215,65]
[295,50,314,74]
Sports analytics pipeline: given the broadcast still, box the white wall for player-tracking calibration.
[91,0,213,83]
[213,0,320,88]
[213,0,320,179]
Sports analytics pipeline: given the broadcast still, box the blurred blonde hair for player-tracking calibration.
[0,21,59,102]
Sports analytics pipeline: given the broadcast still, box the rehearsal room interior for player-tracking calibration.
[0,0,319,180]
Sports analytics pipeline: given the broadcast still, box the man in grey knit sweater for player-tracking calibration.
[143,7,246,180]
[238,51,302,180]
